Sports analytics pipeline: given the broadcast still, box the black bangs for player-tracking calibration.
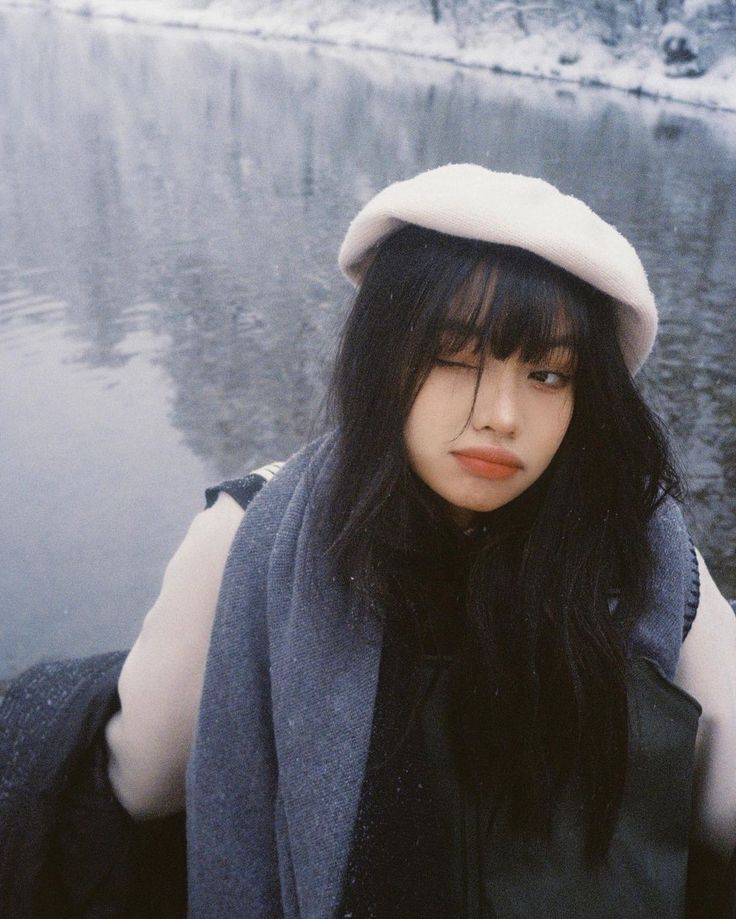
[443,248,590,369]
[416,253,590,391]
[373,226,597,402]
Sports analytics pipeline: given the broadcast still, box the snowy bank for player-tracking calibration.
[2,0,736,112]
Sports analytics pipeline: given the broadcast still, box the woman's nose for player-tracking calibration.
[470,366,519,436]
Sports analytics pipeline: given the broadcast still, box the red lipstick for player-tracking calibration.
[452,446,524,480]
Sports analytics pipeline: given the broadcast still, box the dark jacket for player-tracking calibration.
[0,652,186,918]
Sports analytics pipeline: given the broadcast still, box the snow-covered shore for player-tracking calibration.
[2,0,735,111]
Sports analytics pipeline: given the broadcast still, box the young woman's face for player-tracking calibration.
[404,340,575,527]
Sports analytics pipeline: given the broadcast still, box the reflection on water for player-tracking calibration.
[0,9,734,676]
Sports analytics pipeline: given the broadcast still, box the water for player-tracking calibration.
[0,8,734,678]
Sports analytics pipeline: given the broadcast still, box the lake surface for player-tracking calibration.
[1,8,734,678]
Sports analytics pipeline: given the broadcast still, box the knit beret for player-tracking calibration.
[338,164,657,373]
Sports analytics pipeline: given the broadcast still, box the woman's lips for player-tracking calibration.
[452,446,524,480]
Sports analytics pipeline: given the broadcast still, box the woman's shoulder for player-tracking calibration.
[627,495,699,678]
[645,494,700,639]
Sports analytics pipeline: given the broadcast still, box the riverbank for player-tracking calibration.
[2,0,735,113]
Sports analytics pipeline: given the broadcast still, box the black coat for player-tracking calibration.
[0,651,186,918]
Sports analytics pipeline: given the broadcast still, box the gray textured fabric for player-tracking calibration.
[187,433,382,919]
[0,651,126,804]
[186,432,695,919]
[631,496,700,677]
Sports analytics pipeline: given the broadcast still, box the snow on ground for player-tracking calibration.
[2,0,735,112]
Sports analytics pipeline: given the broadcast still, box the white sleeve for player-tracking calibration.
[105,492,245,820]
[674,548,736,859]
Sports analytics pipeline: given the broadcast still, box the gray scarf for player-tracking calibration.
[186,432,697,918]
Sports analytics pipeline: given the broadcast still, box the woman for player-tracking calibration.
[103,165,736,917]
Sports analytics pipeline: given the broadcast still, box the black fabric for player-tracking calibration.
[204,472,269,512]
[338,537,469,918]
[0,651,127,804]
[341,648,711,918]
[0,652,128,917]
[687,845,736,919]
[338,633,459,918]
[0,652,187,917]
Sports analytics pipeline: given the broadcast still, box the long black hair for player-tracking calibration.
[326,225,681,857]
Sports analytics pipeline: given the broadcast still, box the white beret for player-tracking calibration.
[338,164,657,373]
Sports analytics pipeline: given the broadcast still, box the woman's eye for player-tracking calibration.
[529,369,571,388]
[435,357,477,370]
